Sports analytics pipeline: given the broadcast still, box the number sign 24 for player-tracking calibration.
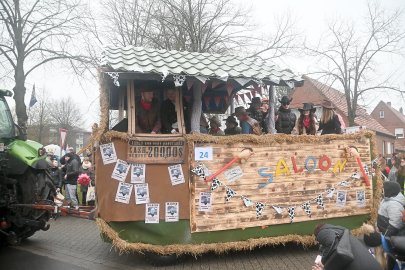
[195,147,213,161]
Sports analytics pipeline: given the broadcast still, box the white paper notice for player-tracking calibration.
[131,163,146,183]
[100,143,117,164]
[111,159,130,181]
[165,202,179,222]
[199,192,212,211]
[224,166,243,183]
[115,182,133,204]
[145,203,159,223]
[195,147,213,161]
[168,164,185,185]
[135,183,150,204]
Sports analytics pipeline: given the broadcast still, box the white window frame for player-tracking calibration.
[395,128,404,139]
[387,142,392,155]
[379,111,384,118]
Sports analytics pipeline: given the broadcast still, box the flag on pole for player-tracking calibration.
[29,84,37,107]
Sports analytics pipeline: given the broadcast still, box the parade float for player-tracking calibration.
[91,46,381,263]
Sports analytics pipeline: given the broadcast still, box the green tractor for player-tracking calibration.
[0,89,55,245]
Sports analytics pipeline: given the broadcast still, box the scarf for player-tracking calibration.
[141,99,152,110]
[303,116,311,129]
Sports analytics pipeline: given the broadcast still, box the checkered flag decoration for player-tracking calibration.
[191,163,206,178]
[211,178,222,191]
[338,180,350,187]
[242,196,253,207]
[315,194,324,210]
[301,201,312,218]
[326,187,336,199]
[225,187,236,202]
[351,171,361,179]
[363,165,370,175]
[256,202,265,218]
[287,206,296,223]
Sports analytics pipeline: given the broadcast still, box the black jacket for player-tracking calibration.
[160,99,177,134]
[48,167,62,188]
[275,106,296,134]
[65,159,80,185]
[318,115,342,135]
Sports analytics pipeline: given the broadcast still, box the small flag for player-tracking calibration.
[29,84,37,107]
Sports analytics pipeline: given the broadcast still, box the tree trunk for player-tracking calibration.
[13,66,28,131]
[191,83,202,133]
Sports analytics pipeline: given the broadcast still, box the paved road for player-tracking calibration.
[1,216,319,269]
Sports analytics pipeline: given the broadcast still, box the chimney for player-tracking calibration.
[387,102,391,106]
[400,107,403,114]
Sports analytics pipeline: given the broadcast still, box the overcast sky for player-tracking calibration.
[7,0,404,130]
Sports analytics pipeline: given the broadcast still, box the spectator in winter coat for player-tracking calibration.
[313,223,383,270]
[398,158,405,194]
[79,157,94,206]
[387,156,399,182]
[135,90,161,133]
[223,116,241,135]
[64,152,80,209]
[377,181,405,236]
[48,159,62,190]
[275,96,296,134]
[297,103,317,135]
[318,100,342,135]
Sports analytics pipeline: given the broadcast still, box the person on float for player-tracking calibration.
[275,95,296,134]
[318,100,342,135]
[208,116,225,136]
[135,89,161,134]
[246,97,265,132]
[297,102,317,135]
[232,106,262,135]
[160,88,178,134]
[223,115,241,135]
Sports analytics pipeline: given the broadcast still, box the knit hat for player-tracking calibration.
[383,181,401,198]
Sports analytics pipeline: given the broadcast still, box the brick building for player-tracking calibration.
[290,76,396,157]
[371,101,405,155]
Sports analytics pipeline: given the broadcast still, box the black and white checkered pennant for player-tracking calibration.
[191,163,206,177]
[315,194,324,210]
[287,206,296,223]
[256,202,265,218]
[225,187,236,202]
[301,201,312,218]
[210,178,222,191]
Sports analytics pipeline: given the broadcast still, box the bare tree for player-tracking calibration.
[306,2,405,125]
[27,88,52,143]
[0,0,89,130]
[48,96,83,130]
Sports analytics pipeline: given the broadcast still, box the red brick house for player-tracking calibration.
[290,76,396,157]
[371,101,405,154]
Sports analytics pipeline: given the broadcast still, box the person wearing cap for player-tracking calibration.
[208,116,225,136]
[275,96,296,134]
[64,152,80,209]
[377,181,405,236]
[318,100,342,135]
[135,89,161,134]
[232,106,262,135]
[297,103,318,135]
[223,115,241,135]
[246,97,265,132]
[160,88,191,134]
[49,158,62,191]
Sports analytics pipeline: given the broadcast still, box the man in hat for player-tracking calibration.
[208,116,224,136]
[275,95,296,134]
[135,89,161,133]
[297,103,318,135]
[246,97,265,132]
[223,115,241,135]
[233,106,262,135]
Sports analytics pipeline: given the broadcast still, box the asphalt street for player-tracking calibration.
[0,216,319,269]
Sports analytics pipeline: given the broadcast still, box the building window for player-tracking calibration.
[395,128,404,139]
[387,142,392,155]
[382,141,385,156]
[379,111,384,118]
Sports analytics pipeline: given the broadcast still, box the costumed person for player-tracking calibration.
[64,152,80,209]
[246,97,264,133]
[377,181,405,237]
[387,156,399,182]
[45,151,55,167]
[223,115,241,135]
[232,106,262,135]
[313,223,383,270]
[275,95,296,134]
[200,114,209,133]
[208,116,225,136]
[160,88,179,134]
[318,100,342,135]
[297,103,317,135]
[135,89,161,133]
[78,157,95,206]
[48,159,62,191]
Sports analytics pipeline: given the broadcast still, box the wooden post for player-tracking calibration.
[176,87,186,134]
[118,87,125,121]
[127,81,136,134]
[268,85,276,134]
[191,82,202,132]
